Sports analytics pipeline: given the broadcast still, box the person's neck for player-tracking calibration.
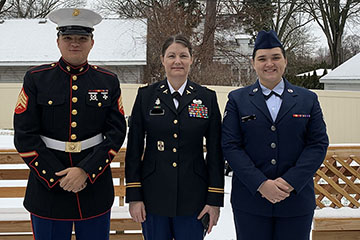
[167,77,187,91]
[62,57,87,67]
[259,79,281,90]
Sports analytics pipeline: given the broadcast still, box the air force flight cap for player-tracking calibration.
[253,30,283,56]
[48,8,102,36]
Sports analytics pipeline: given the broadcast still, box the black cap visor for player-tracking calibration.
[57,26,93,36]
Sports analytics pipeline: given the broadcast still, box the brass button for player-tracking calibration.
[72,85,78,91]
[72,75,77,81]
[271,143,276,149]
[42,170,46,174]
[106,159,109,163]
[92,174,96,178]
[66,66,71,71]
[94,66,98,69]
[71,134,77,140]
[50,178,54,183]
[271,125,276,131]
[99,166,103,171]
[173,133,178,139]
[35,162,39,166]
[173,119,178,124]
[48,100,53,105]
[271,159,277,165]
[72,109,78,115]
[51,63,55,67]
[98,102,102,107]
[172,162,177,167]
[72,97,78,103]
[173,148,177,153]
[71,122,77,128]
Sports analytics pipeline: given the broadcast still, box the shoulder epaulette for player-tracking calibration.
[30,62,57,74]
[90,65,116,77]
[204,86,216,93]
[139,83,149,89]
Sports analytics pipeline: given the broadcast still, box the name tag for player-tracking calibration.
[241,114,256,122]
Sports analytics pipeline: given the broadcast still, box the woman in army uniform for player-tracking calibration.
[125,35,224,240]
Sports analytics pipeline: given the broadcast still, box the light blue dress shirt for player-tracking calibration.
[259,79,284,122]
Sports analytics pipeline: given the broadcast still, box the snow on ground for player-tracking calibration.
[1,133,360,239]
[0,130,14,149]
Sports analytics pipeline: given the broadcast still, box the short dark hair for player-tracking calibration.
[252,46,286,60]
[161,34,192,57]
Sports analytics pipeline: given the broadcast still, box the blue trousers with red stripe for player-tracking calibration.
[31,211,110,240]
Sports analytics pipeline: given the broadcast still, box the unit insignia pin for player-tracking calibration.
[189,85,194,90]
[253,88,258,93]
[163,89,168,94]
[186,90,191,95]
[88,92,98,101]
[287,89,294,93]
[160,85,165,89]
[101,92,108,100]
[157,141,165,151]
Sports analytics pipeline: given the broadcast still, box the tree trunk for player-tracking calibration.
[199,0,217,84]
[0,0,6,12]
[202,0,216,65]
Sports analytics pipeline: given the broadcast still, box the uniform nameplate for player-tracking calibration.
[241,114,256,122]
[150,108,165,115]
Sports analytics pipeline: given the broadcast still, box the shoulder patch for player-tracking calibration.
[15,88,28,114]
[30,62,57,74]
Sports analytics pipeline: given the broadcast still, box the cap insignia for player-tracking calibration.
[73,9,80,16]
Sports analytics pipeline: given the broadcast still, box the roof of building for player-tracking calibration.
[296,68,332,77]
[320,53,360,83]
[0,18,147,66]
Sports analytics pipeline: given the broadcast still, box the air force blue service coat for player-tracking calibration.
[125,79,224,217]
[222,79,328,217]
[13,58,127,220]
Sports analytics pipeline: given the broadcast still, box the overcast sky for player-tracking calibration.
[84,0,360,51]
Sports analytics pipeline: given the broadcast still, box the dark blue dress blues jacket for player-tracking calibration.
[222,79,329,217]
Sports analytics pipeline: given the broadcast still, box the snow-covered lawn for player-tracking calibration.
[2,132,360,239]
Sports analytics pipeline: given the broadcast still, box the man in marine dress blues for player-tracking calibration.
[222,30,329,240]
[13,8,126,240]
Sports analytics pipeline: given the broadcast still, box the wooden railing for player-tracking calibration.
[314,145,360,208]
[0,148,142,240]
[313,145,360,240]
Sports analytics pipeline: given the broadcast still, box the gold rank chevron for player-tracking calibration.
[208,187,224,193]
[19,151,38,158]
[126,182,142,188]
